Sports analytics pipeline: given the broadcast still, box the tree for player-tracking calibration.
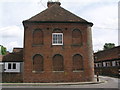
[103,43,115,50]
[0,45,7,55]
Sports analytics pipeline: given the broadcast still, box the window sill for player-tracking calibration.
[73,70,84,72]
[52,71,64,73]
[51,44,64,49]
[3,72,21,74]
[32,70,44,73]
[52,44,63,46]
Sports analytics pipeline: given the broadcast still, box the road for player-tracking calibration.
[1,76,120,89]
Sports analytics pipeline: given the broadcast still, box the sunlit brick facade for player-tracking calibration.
[23,1,94,82]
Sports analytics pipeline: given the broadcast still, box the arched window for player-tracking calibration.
[72,29,82,45]
[73,54,83,71]
[53,54,64,71]
[33,29,43,45]
[33,54,44,71]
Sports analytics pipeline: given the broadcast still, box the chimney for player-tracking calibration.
[13,48,23,53]
[47,1,61,8]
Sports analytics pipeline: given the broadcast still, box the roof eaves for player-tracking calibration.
[2,61,23,62]
[23,21,93,27]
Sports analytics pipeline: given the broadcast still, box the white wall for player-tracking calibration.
[0,62,4,73]
[4,62,21,73]
[0,46,2,55]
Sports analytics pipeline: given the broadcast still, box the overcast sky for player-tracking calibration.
[0,0,119,52]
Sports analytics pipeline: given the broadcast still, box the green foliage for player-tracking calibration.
[103,43,115,50]
[0,45,7,55]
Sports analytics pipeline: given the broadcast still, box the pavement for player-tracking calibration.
[1,75,105,86]
[0,75,119,88]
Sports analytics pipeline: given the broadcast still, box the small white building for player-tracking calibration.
[2,49,23,73]
[4,62,22,73]
[2,48,23,82]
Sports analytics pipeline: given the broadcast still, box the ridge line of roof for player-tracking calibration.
[94,46,120,54]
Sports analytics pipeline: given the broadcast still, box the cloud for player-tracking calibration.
[0,2,45,27]
[0,26,22,37]
[0,26,24,52]
[0,0,119,52]
[0,0,40,3]
[92,29,118,52]
[6,41,21,52]
[76,2,118,52]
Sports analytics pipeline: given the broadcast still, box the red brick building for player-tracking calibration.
[94,46,120,77]
[23,1,94,82]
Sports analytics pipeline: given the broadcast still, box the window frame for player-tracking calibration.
[72,29,82,45]
[52,54,64,71]
[33,29,43,45]
[13,63,16,69]
[8,63,12,69]
[52,33,63,45]
[112,61,116,66]
[32,54,44,72]
[73,54,83,71]
[96,63,98,67]
[4,62,21,73]
[103,62,106,67]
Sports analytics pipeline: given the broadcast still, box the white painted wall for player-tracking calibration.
[0,46,2,55]
[0,62,4,73]
[103,62,106,67]
[4,62,21,73]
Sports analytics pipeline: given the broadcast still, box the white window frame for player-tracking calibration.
[52,33,63,45]
[96,63,98,67]
[112,61,116,66]
[103,62,106,67]
[116,61,120,66]
[4,62,20,73]
[99,63,102,67]
[106,62,110,67]
[8,63,16,70]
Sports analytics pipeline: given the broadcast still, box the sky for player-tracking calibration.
[0,0,119,52]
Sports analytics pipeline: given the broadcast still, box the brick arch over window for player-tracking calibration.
[33,54,44,71]
[33,29,43,45]
[72,29,82,45]
[53,28,62,33]
[53,54,64,71]
[73,54,83,71]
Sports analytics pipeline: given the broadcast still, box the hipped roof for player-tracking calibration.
[2,50,23,62]
[23,4,93,26]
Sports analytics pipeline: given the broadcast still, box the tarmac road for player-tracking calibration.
[1,75,120,89]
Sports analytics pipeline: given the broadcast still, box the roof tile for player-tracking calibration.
[27,4,88,22]
[2,50,23,62]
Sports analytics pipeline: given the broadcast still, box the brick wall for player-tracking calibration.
[13,48,23,53]
[94,46,120,77]
[2,73,23,83]
[23,22,94,83]
[94,67,119,77]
